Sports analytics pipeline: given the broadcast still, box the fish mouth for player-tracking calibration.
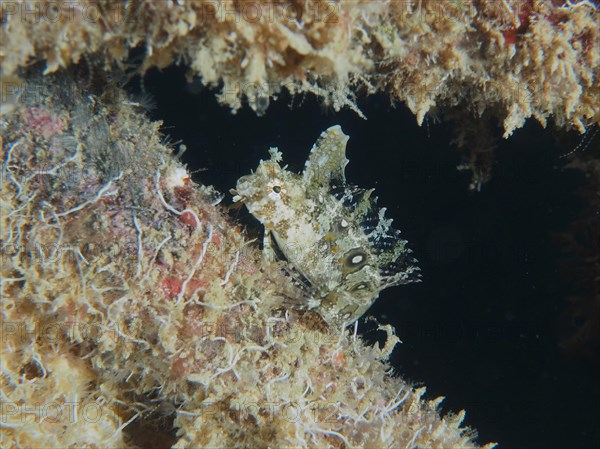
[232,176,253,201]
[229,188,243,203]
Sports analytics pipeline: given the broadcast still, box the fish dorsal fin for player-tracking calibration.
[303,125,349,188]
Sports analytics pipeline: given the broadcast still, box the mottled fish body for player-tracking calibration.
[233,126,420,326]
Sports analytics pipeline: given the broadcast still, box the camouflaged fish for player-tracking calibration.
[232,126,420,326]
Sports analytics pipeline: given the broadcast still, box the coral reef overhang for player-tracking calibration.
[1,0,598,136]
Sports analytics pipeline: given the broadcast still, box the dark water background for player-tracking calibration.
[131,65,599,449]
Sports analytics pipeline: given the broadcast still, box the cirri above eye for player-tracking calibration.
[233,125,421,327]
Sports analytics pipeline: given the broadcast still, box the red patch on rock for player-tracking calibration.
[180,210,199,229]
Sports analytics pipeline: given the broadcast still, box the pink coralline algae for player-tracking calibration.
[22,107,64,139]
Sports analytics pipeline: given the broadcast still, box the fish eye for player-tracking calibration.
[341,248,368,273]
[267,180,285,201]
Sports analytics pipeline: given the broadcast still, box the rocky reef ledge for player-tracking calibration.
[1,72,496,448]
[1,1,598,136]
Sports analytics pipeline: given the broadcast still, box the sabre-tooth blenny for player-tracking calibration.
[232,126,420,326]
